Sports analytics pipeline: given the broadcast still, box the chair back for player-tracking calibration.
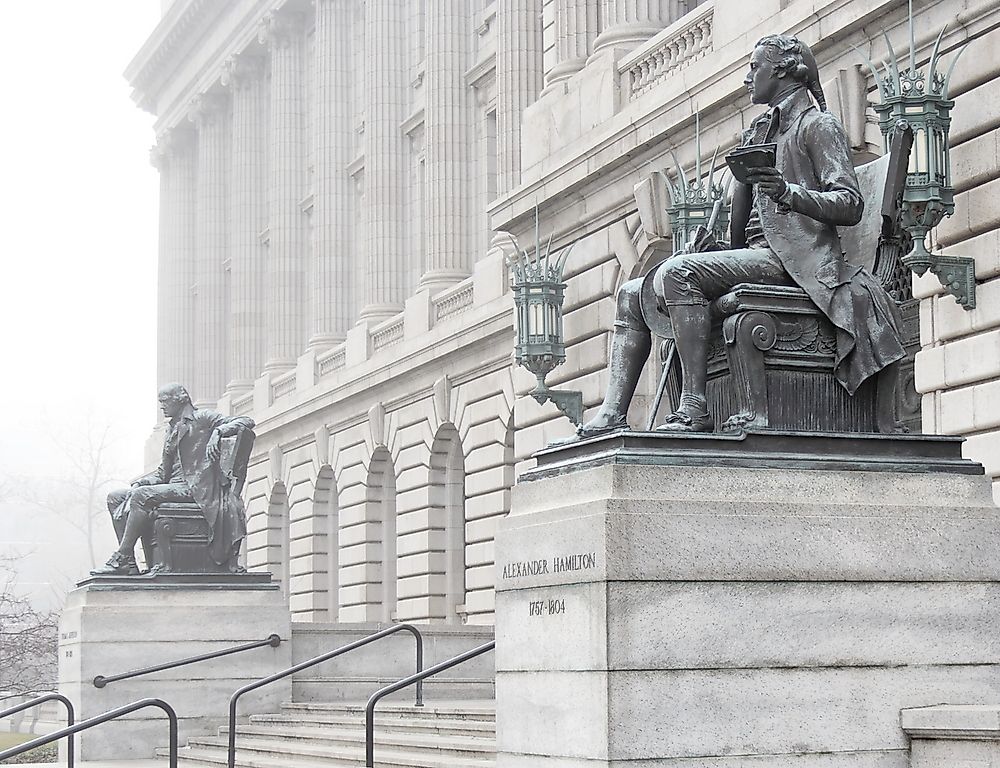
[220,429,256,495]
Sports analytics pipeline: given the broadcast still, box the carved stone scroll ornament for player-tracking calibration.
[721,311,777,431]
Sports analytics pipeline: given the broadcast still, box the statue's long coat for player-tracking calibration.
[144,410,255,565]
[731,89,905,394]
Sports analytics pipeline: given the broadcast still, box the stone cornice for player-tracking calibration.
[125,0,228,114]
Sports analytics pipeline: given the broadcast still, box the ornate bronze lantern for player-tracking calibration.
[863,8,974,308]
[505,215,583,426]
[665,140,730,254]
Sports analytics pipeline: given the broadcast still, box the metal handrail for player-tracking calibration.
[94,633,282,688]
[365,640,495,768]
[227,623,424,768]
[0,697,177,767]
[0,693,75,767]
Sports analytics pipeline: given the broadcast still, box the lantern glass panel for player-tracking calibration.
[915,128,928,175]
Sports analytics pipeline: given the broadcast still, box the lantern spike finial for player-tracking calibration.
[882,31,901,91]
[942,40,970,99]
[927,26,947,86]
[669,149,689,195]
[707,143,721,193]
[695,111,702,189]
[908,0,916,75]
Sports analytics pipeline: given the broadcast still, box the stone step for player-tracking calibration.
[248,714,496,737]
[278,699,495,720]
[194,727,495,760]
[291,676,494,703]
[160,739,495,768]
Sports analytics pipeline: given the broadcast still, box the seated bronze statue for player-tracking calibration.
[92,383,255,576]
[579,34,906,437]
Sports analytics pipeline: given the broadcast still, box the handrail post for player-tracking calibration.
[0,693,75,768]
[225,622,426,768]
[0,697,177,768]
[365,640,495,768]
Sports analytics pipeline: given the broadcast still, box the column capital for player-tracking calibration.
[187,92,229,128]
[221,51,268,90]
[258,9,307,49]
[150,126,196,168]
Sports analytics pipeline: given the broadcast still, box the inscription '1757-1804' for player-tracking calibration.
[500,552,597,579]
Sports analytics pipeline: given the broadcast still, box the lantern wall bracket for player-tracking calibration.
[931,254,976,310]
[529,384,584,426]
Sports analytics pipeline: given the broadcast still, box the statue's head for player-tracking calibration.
[746,34,826,110]
[157,382,192,421]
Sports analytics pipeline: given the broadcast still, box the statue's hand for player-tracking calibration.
[745,166,788,201]
[206,431,221,463]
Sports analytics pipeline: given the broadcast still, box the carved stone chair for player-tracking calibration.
[647,130,919,433]
[150,428,255,574]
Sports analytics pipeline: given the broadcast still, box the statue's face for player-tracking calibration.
[744,46,784,105]
[158,392,186,420]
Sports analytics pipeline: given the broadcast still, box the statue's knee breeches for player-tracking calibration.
[107,488,128,514]
[615,277,647,331]
[656,256,712,306]
[128,483,193,518]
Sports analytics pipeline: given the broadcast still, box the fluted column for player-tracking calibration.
[310,0,354,347]
[222,52,269,393]
[260,10,308,371]
[152,128,197,390]
[544,0,600,91]
[420,0,473,294]
[360,0,407,321]
[592,0,671,57]
[189,92,231,407]
[496,0,544,195]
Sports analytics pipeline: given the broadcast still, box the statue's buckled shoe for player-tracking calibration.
[656,410,715,433]
[90,552,140,577]
[576,415,628,439]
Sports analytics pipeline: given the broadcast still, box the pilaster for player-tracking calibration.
[360,0,408,321]
[260,10,309,372]
[420,0,474,294]
[223,51,269,395]
[310,0,354,348]
[495,0,544,194]
[188,92,231,407]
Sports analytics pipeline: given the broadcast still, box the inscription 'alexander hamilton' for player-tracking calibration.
[500,552,597,579]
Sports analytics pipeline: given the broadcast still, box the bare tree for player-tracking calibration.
[0,556,58,694]
[16,416,126,570]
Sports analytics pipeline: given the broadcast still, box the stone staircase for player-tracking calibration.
[159,699,496,767]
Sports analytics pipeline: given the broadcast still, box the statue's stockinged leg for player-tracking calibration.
[659,304,715,432]
[576,279,652,437]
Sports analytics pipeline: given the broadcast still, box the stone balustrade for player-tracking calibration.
[619,2,714,102]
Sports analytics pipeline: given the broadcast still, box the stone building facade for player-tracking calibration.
[128,0,1000,627]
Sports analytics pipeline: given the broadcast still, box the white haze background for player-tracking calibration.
[0,2,161,606]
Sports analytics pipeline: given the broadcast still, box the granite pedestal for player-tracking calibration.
[495,430,1000,767]
[58,574,291,761]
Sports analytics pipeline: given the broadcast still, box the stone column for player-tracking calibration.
[543,0,600,92]
[420,0,473,294]
[260,10,308,372]
[360,0,407,321]
[151,128,197,390]
[189,92,231,407]
[495,0,544,195]
[222,52,269,394]
[592,0,671,57]
[310,0,354,347]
